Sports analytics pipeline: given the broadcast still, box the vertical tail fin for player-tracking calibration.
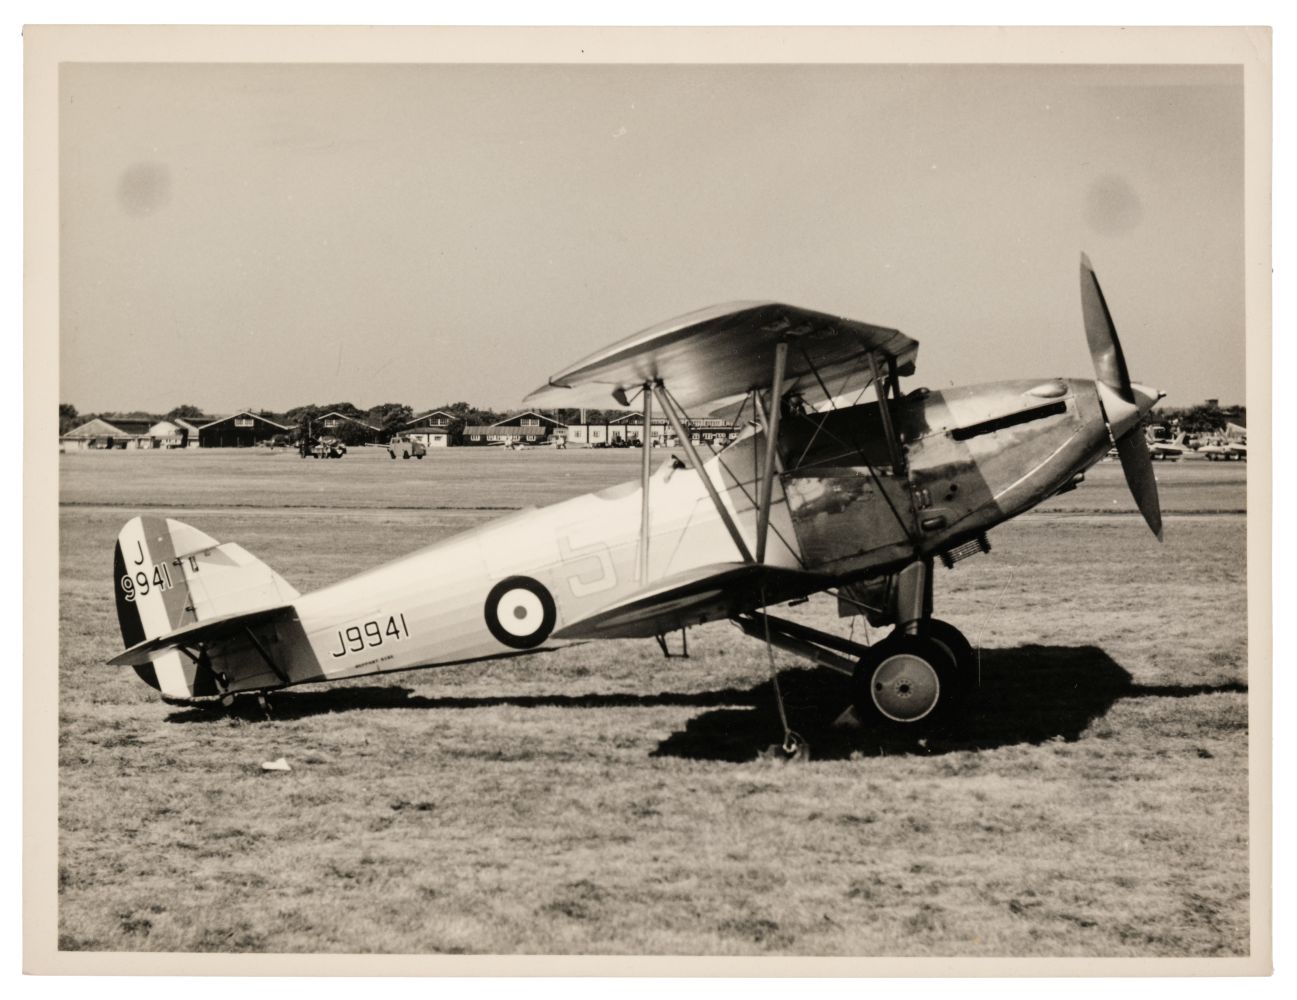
[113,515,299,697]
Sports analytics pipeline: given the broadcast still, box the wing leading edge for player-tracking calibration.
[554,561,830,640]
[524,301,918,413]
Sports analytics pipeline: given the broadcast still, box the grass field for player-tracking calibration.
[57,447,1250,956]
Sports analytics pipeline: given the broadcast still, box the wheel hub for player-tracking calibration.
[871,651,941,722]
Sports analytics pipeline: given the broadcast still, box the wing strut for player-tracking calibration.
[244,626,290,685]
[798,344,922,551]
[867,350,907,476]
[652,382,755,564]
[752,391,785,476]
[754,341,788,564]
[637,382,654,582]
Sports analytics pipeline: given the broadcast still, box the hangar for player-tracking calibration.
[462,410,565,446]
[172,417,208,447]
[401,410,457,448]
[564,421,610,447]
[565,415,740,448]
[145,420,188,449]
[608,413,670,446]
[316,411,381,445]
[60,416,156,450]
[197,411,290,448]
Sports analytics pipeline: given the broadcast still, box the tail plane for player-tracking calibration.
[112,515,299,698]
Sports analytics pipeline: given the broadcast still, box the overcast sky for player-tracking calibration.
[59,62,1244,415]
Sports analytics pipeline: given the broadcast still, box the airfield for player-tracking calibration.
[57,445,1249,956]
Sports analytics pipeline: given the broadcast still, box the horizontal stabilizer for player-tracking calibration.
[555,562,829,640]
[108,604,297,667]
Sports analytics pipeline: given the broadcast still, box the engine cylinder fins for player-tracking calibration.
[939,534,991,569]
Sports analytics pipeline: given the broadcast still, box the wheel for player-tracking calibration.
[923,618,976,699]
[402,452,410,460]
[853,634,957,728]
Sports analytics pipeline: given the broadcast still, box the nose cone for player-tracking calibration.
[1096,380,1163,440]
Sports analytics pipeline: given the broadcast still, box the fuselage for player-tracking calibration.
[207,377,1117,694]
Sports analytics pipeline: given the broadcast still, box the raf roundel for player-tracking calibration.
[484,576,557,649]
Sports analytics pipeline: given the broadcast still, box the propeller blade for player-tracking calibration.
[1116,428,1164,541]
[1080,253,1134,403]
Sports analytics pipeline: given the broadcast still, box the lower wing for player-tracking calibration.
[555,562,830,639]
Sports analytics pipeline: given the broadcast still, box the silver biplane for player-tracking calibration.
[110,256,1163,741]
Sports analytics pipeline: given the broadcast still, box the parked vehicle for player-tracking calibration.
[310,437,347,459]
[388,435,426,460]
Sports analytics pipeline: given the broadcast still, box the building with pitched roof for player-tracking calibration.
[401,410,459,448]
[60,416,156,450]
[197,411,291,448]
[315,411,381,445]
[461,410,566,446]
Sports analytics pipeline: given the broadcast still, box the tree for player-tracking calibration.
[366,403,415,437]
[59,403,79,435]
[285,405,322,447]
[330,418,376,447]
[549,408,583,426]
[282,403,319,426]
[316,401,365,419]
[1176,402,1229,435]
[166,404,205,420]
[461,407,503,427]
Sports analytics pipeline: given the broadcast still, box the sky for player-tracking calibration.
[59,62,1245,415]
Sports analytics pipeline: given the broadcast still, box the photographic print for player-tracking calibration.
[26,26,1270,974]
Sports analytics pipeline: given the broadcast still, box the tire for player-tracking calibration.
[922,618,976,703]
[402,452,410,460]
[853,634,958,729]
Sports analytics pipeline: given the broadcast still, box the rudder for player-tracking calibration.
[112,515,299,698]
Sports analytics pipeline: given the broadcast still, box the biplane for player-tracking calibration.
[110,256,1163,742]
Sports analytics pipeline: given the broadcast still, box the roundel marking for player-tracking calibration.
[484,576,557,649]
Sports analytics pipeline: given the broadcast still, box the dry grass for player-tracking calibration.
[57,448,1249,956]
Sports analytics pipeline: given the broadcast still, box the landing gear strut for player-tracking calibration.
[734,604,977,736]
[843,557,978,731]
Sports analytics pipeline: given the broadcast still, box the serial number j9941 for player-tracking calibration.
[330,614,410,658]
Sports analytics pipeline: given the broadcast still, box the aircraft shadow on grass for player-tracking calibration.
[164,645,1246,762]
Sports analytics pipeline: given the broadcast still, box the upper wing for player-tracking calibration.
[524,301,918,412]
[554,561,830,640]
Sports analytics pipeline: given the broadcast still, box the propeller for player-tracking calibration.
[1079,253,1164,541]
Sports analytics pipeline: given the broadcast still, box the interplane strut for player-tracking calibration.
[652,382,755,564]
[754,341,788,564]
[638,382,654,582]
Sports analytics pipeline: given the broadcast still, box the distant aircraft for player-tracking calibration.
[1200,438,1247,461]
[109,256,1163,745]
[1147,430,1189,461]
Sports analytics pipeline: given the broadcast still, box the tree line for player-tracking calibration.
[1140,400,1246,435]
[61,397,1248,444]
[58,401,637,444]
